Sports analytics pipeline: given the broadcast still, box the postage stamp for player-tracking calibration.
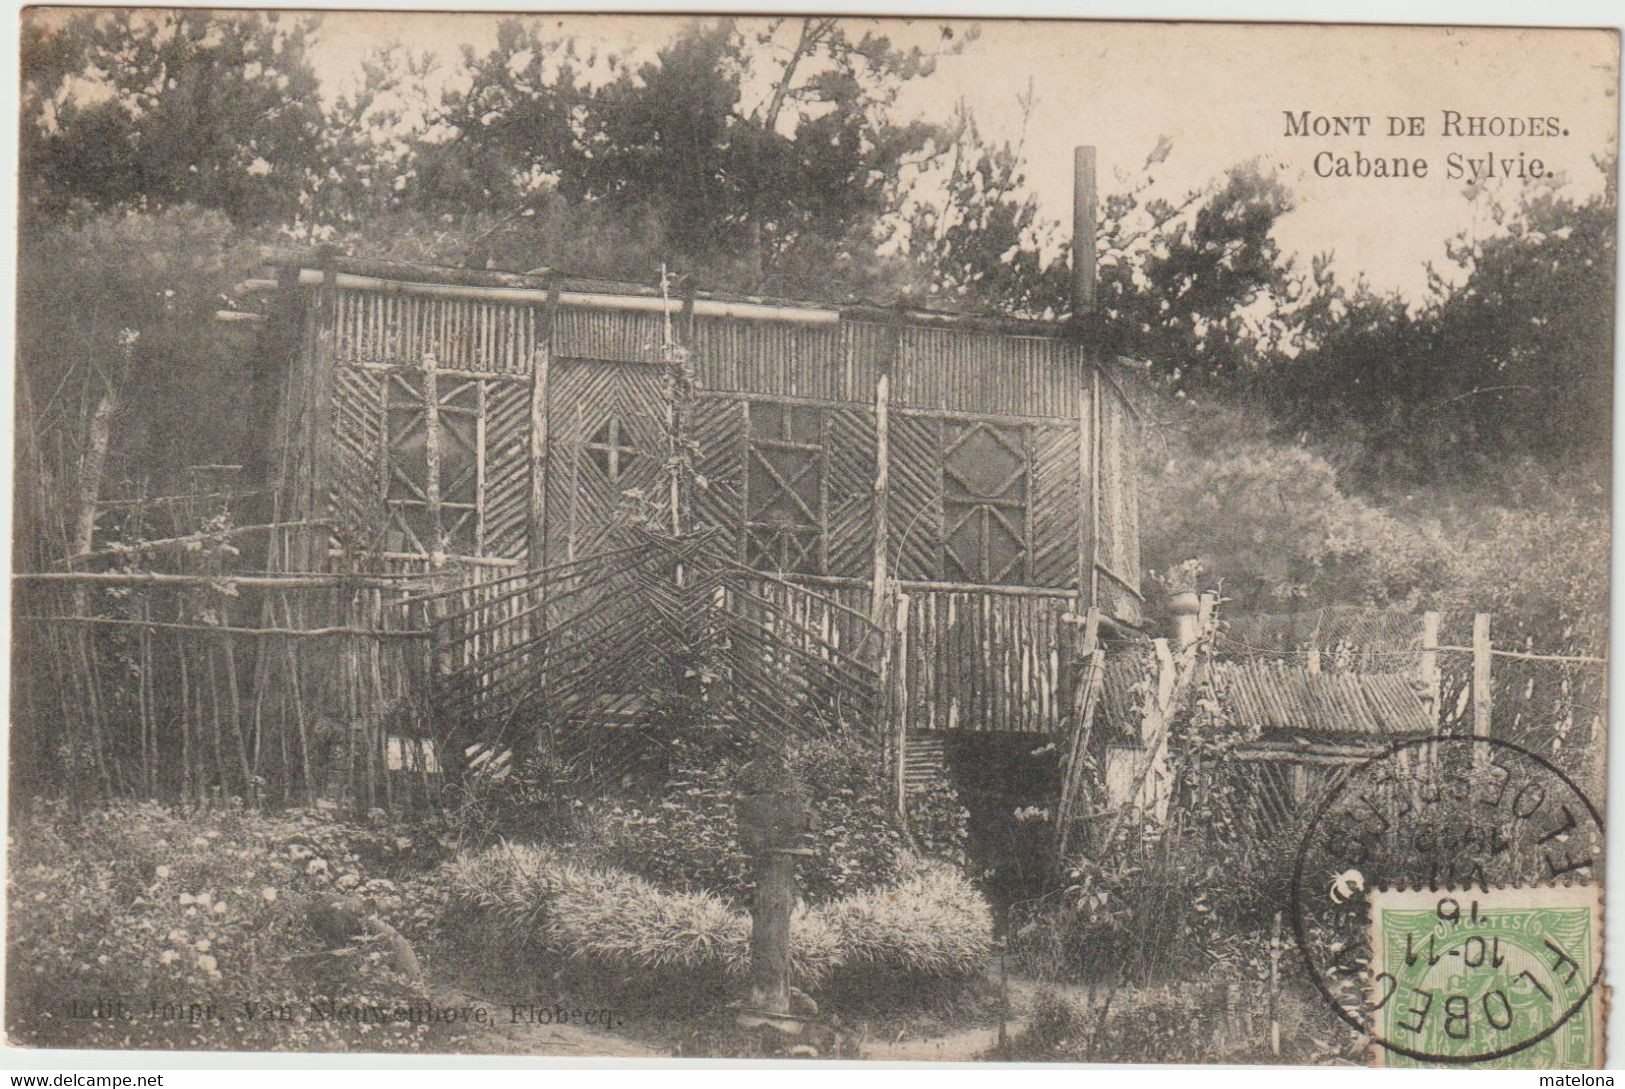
[1367,884,1602,1068]
[1291,736,1606,1066]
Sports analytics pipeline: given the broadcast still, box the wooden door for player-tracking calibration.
[543,360,669,560]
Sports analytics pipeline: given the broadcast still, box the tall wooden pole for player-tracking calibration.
[1071,146,1098,321]
[1472,612,1493,739]
[527,281,558,566]
[1073,146,1101,606]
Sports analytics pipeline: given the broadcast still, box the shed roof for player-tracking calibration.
[260,248,1109,340]
[1093,610,1435,745]
[1207,659,1433,739]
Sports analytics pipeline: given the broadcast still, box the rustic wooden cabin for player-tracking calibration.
[249,149,1145,770]
[257,259,1142,620]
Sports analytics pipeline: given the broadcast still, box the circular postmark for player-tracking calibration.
[1290,735,1603,1065]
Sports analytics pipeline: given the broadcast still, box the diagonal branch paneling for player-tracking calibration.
[888,412,943,582]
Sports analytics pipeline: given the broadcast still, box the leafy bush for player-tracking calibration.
[815,855,993,978]
[1141,399,1455,612]
[464,731,969,908]
[443,844,990,988]
[6,800,457,1052]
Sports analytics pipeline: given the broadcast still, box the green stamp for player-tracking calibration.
[1369,884,1602,1068]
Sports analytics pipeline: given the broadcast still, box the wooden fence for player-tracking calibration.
[1435,611,1607,799]
[12,569,437,810]
[416,534,890,787]
[894,588,1079,736]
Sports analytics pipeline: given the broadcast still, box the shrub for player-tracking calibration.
[443,844,990,989]
[549,732,966,906]
[817,855,993,979]
[1141,399,1456,613]
[6,800,456,1052]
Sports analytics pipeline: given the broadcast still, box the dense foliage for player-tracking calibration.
[446,731,968,906]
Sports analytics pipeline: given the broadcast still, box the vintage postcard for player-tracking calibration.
[7,8,1617,1070]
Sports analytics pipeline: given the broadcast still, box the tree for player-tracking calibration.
[21,10,329,226]
[1098,163,1296,388]
[906,125,1298,399]
[306,42,439,229]
[904,93,1070,316]
[410,17,956,294]
[1267,161,1616,489]
[15,210,263,566]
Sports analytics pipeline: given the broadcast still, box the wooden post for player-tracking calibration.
[421,351,442,563]
[527,282,558,566]
[735,761,812,1037]
[306,257,340,572]
[1076,356,1094,605]
[1055,606,1104,863]
[750,848,799,1027]
[892,591,911,830]
[72,331,138,561]
[1472,612,1493,739]
[1089,369,1102,607]
[1269,910,1282,1057]
[1071,146,1098,321]
[870,317,900,621]
[1420,610,1442,728]
[1072,146,1101,608]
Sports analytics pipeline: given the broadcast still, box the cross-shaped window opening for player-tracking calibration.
[586,417,641,482]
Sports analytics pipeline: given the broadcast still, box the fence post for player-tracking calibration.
[1269,911,1282,1057]
[1055,606,1103,864]
[1473,612,1493,739]
[1420,610,1441,728]
[892,591,911,831]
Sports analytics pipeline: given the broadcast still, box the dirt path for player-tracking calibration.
[858,1022,1019,1062]
[857,976,1050,1061]
[425,958,1065,1061]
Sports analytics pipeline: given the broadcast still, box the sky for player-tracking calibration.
[298,14,1619,298]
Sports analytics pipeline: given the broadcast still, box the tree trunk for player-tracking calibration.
[72,381,118,560]
[71,333,138,561]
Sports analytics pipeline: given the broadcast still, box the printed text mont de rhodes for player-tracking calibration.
[1284,110,1568,180]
